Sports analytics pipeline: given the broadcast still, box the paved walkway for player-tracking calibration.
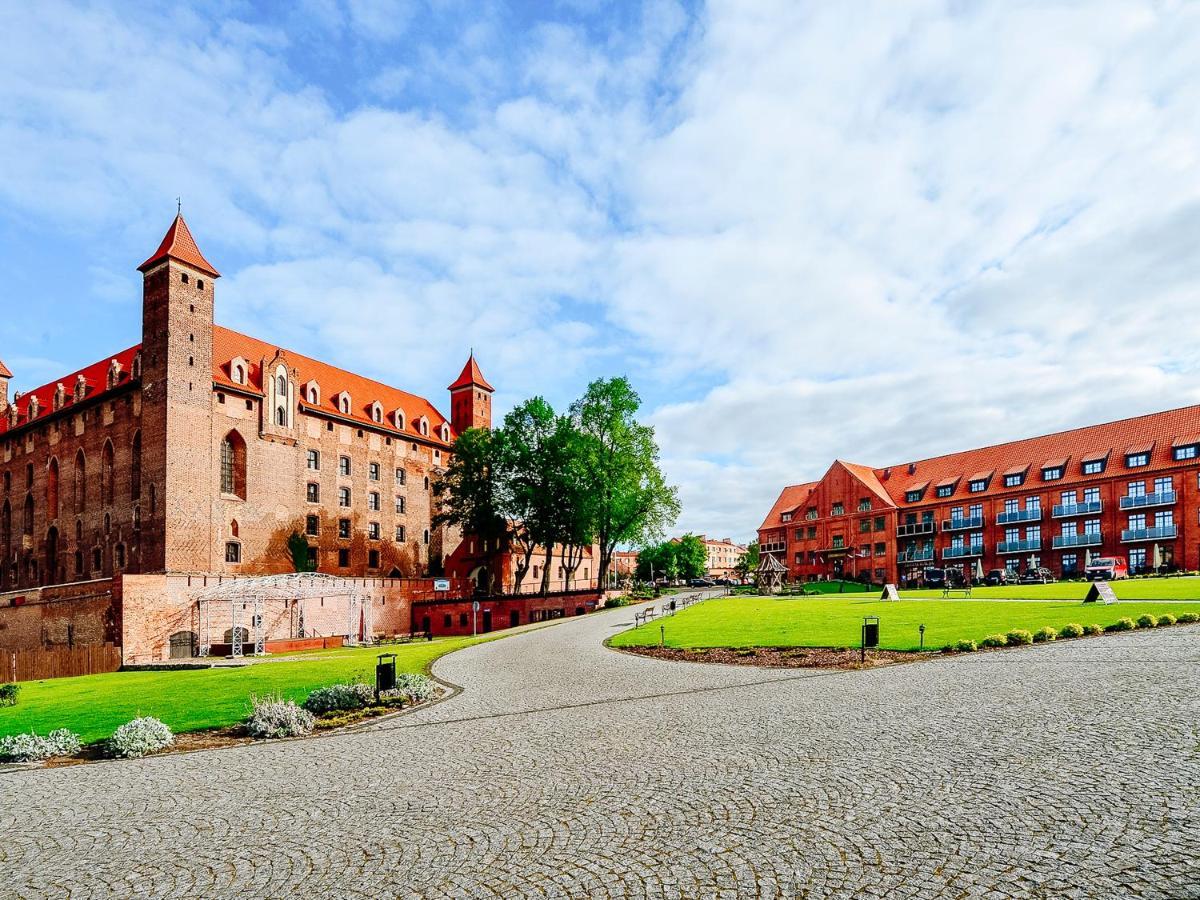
[2,600,1198,898]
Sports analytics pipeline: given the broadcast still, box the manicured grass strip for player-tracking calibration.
[900,577,1200,601]
[609,595,1200,652]
[0,636,487,743]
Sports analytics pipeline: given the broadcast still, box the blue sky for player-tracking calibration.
[3,0,1200,543]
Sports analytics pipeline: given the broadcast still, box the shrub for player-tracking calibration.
[1105,617,1136,632]
[1032,626,1058,643]
[1083,623,1103,636]
[953,639,977,652]
[1157,613,1177,626]
[108,716,173,759]
[980,634,1007,648]
[380,673,437,707]
[304,682,375,715]
[1006,629,1033,646]
[0,728,82,762]
[246,695,315,739]
[1059,623,1085,639]
[1178,612,1199,624]
[1136,614,1158,629]
[0,682,19,707]
[605,595,632,608]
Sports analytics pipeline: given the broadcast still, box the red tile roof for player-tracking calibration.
[0,360,11,379]
[0,345,140,434]
[447,353,494,392]
[1002,464,1029,477]
[212,326,452,447]
[758,481,817,530]
[1041,457,1068,469]
[837,461,894,507]
[138,214,220,278]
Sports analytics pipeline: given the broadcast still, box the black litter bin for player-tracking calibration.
[862,617,879,648]
[376,653,397,697]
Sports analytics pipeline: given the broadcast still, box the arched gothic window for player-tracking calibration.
[276,406,287,426]
[46,458,59,520]
[74,450,86,513]
[23,494,34,535]
[130,432,142,501]
[101,441,115,506]
[220,431,247,499]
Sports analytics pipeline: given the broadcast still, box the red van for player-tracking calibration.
[1085,557,1129,581]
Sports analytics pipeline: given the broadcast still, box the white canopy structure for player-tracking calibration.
[193,573,372,658]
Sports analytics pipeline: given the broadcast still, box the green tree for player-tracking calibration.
[571,377,680,588]
[497,397,564,594]
[674,534,708,581]
[432,427,507,595]
[735,541,760,581]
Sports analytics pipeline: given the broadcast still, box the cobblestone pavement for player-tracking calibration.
[2,602,1198,899]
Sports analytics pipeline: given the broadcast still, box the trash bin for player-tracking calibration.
[376,652,397,697]
[862,617,879,648]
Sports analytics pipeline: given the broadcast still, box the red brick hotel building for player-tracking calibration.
[758,405,1200,584]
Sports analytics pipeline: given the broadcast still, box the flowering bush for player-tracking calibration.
[1178,612,1199,624]
[1032,626,1058,643]
[0,728,82,762]
[380,673,435,706]
[246,696,315,739]
[1058,623,1084,639]
[1157,613,1177,627]
[1083,623,1104,636]
[304,681,375,715]
[953,639,977,652]
[980,634,1007,648]
[1105,617,1136,632]
[1006,629,1033,646]
[108,717,174,758]
[0,682,20,707]
[1136,614,1157,628]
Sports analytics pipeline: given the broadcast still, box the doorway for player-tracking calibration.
[482,610,492,633]
[510,610,520,628]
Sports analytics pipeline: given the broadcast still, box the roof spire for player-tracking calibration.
[176,196,181,215]
[448,351,494,392]
[138,210,220,278]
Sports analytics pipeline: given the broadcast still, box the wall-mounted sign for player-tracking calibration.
[433,578,451,592]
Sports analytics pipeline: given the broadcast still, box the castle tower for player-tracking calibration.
[137,213,220,572]
[447,353,494,434]
[0,358,10,411]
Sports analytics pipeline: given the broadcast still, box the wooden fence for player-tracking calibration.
[4,643,122,683]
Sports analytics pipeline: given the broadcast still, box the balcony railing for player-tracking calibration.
[896,521,935,538]
[997,539,1042,554]
[1052,500,1102,518]
[996,508,1042,524]
[942,515,984,531]
[761,542,785,554]
[1121,525,1177,542]
[943,544,984,560]
[1051,533,1102,549]
[897,549,935,563]
[1119,491,1176,510]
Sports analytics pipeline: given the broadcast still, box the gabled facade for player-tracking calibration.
[758,405,1200,584]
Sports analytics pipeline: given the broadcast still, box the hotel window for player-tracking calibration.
[368,491,380,511]
[307,449,320,470]
[368,522,380,540]
[968,479,987,493]
[1154,510,1174,528]
[1062,553,1078,575]
[306,483,319,503]
[1025,525,1040,543]
[1129,547,1146,570]
[1174,444,1198,461]
[780,512,792,523]
[1128,513,1146,530]
[1126,452,1149,468]
[905,489,923,503]
[857,498,871,511]
[1004,498,1019,514]
[874,516,885,531]
[859,519,871,533]
[1154,476,1173,494]
[1061,521,1077,537]
[338,456,351,476]
[1060,490,1076,506]
[338,487,351,507]
[1127,481,1146,498]
[305,514,319,536]
[369,462,380,481]
[1004,473,1024,488]
[1082,458,1106,475]
[831,503,844,516]
[1083,487,1099,504]
[950,505,963,520]
[1027,496,1041,511]
[395,525,406,542]
[338,518,351,539]
[936,484,954,497]
[1042,466,1063,481]
[1005,528,1020,543]
[1084,518,1100,535]
[225,542,241,563]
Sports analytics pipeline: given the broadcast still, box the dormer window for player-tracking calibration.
[780,512,792,523]
[418,416,429,437]
[439,423,450,442]
[805,507,818,520]
[1173,443,1198,461]
[936,484,953,498]
[230,357,247,385]
[370,402,384,424]
[333,391,352,415]
[905,489,922,503]
[107,359,122,390]
[831,502,844,516]
[393,409,406,430]
[1042,467,1062,481]
[1004,473,1023,488]
[968,480,987,493]
[1126,452,1149,468]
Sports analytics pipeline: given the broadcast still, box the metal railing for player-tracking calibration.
[943,545,984,559]
[1051,533,1102,548]
[896,521,935,537]
[998,539,1042,554]
[1052,500,1102,518]
[897,549,934,562]
[1119,491,1176,510]
[996,508,1042,524]
[942,515,984,531]
[1121,525,1177,542]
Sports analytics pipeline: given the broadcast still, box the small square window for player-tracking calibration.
[968,480,987,493]
[936,485,953,497]
[1083,459,1106,475]
[1042,467,1063,481]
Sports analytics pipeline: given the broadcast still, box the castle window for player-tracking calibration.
[277,374,287,396]
[371,403,383,423]
[101,441,114,506]
[115,544,125,570]
[46,458,59,520]
[368,522,380,540]
[338,518,351,539]
[275,406,287,426]
[305,514,319,536]
[337,549,349,567]
[369,463,380,481]
[306,546,318,568]
[74,550,83,576]
[395,496,405,514]
[338,487,351,507]
[423,528,430,545]
[419,417,429,437]
[73,450,86,513]
[368,549,379,568]
[197,279,204,290]
[23,494,33,535]
[439,424,450,442]
[368,491,380,511]
[92,547,102,571]
[339,456,351,476]
[424,476,429,490]
[230,519,239,538]
[225,542,241,564]
[306,483,319,503]
[395,525,406,542]
[232,364,245,384]
[220,431,247,499]
[181,273,189,284]
[26,464,33,490]
[393,410,406,431]
[307,449,320,470]
[395,468,405,485]
[218,393,225,404]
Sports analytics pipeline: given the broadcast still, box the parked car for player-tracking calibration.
[922,567,964,588]
[1020,566,1054,584]
[984,568,1011,587]
[1085,556,1129,581]
[688,577,716,587]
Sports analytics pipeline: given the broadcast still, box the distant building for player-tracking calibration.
[701,535,747,578]
[758,405,1200,585]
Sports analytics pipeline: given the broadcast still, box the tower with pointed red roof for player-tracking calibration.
[448,352,493,434]
[0,358,11,411]
[138,212,221,570]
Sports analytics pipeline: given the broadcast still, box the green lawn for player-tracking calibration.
[900,576,1200,601]
[610,595,1200,652]
[0,636,488,743]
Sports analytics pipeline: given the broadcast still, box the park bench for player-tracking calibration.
[634,607,658,627]
[941,586,972,598]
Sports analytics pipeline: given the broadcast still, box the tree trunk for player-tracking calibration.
[540,544,553,596]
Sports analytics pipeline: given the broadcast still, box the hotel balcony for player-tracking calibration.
[1118,491,1176,510]
[761,542,785,554]
[943,544,984,560]
[1121,525,1178,542]
[942,515,984,532]
[1052,500,1102,518]
[896,521,936,538]
[996,508,1042,525]
[997,539,1042,554]
[1051,533,1102,549]
[897,548,935,563]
